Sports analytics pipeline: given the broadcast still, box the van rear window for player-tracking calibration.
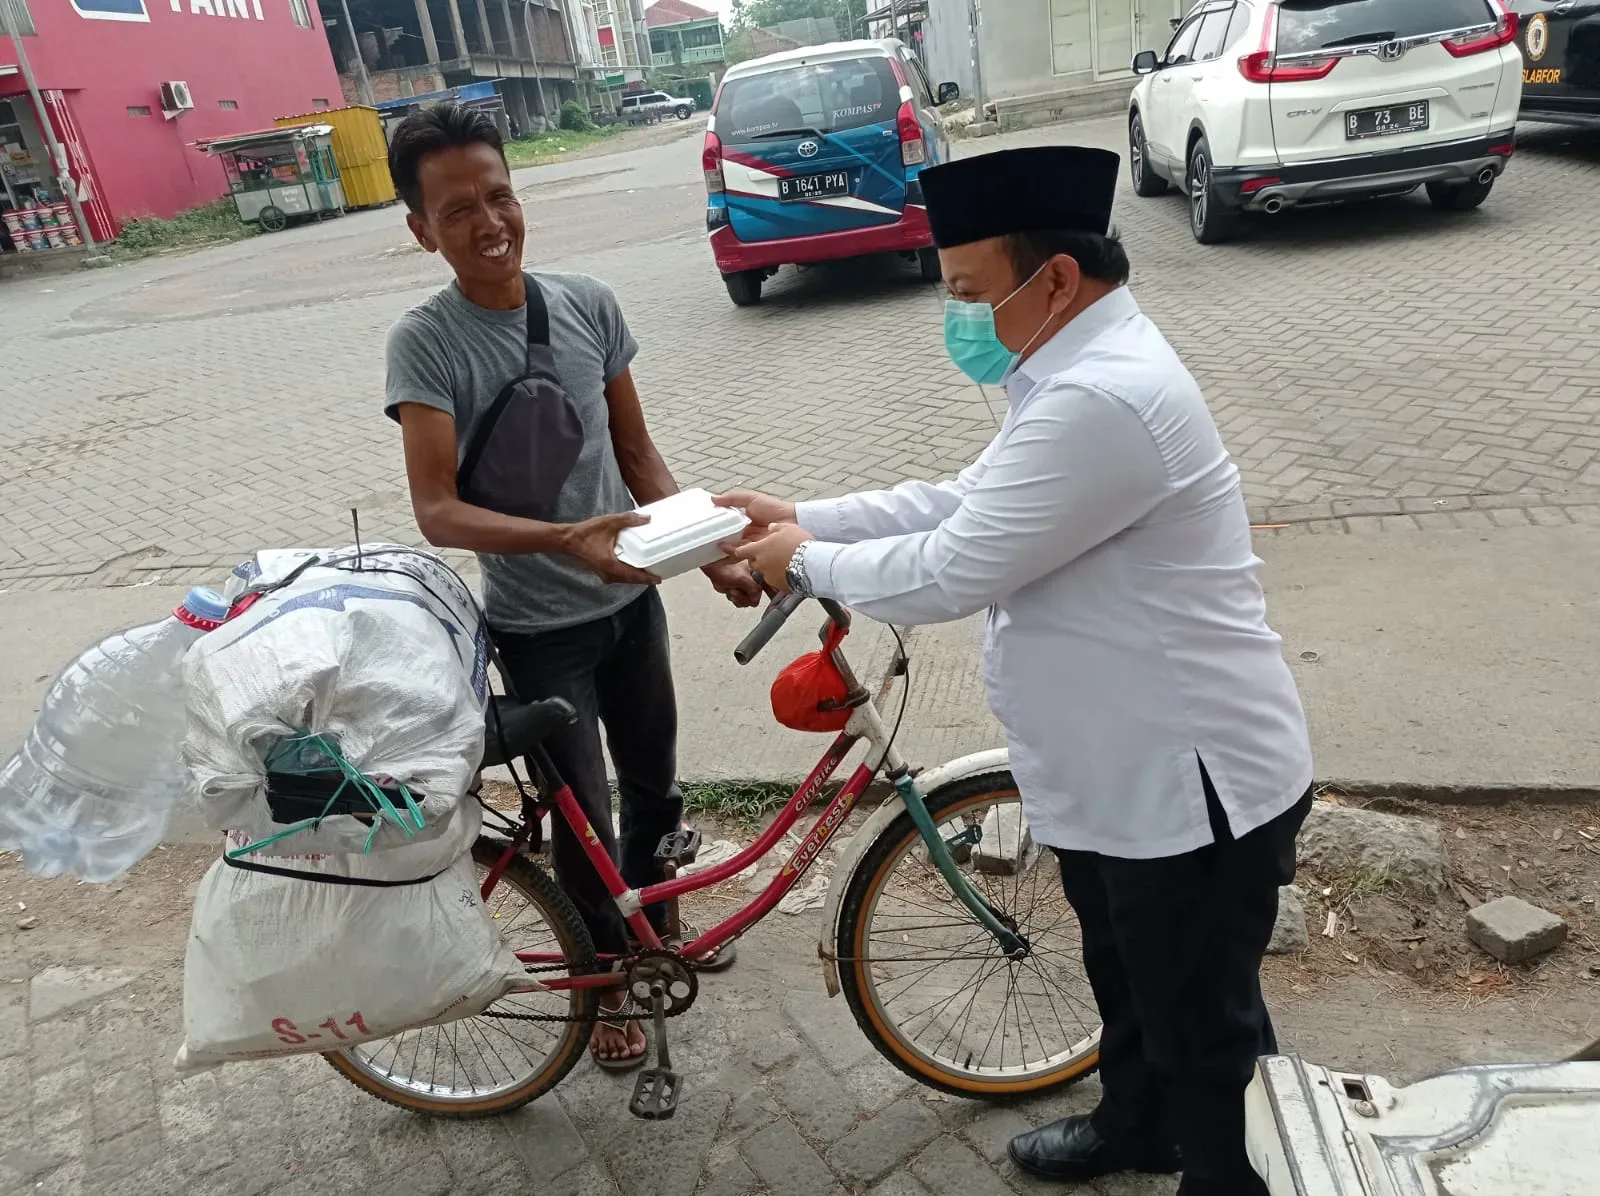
[715,57,902,142]
[1276,0,1495,54]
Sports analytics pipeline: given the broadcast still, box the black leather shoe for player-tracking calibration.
[1007,1114,1181,1181]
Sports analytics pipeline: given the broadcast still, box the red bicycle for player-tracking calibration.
[324,595,1101,1119]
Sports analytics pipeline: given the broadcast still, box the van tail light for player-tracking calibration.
[703,131,725,194]
[1442,4,1518,56]
[1237,50,1338,82]
[898,102,926,167]
[1237,4,1337,82]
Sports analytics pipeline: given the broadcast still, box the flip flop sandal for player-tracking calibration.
[631,921,739,972]
[677,920,738,972]
[591,1000,649,1073]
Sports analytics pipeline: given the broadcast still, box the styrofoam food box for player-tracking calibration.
[615,489,750,578]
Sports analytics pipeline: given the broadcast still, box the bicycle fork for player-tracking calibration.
[892,771,1030,959]
[837,639,1029,962]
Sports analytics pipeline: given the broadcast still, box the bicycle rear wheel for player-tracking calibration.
[837,771,1101,1098]
[323,836,599,1116]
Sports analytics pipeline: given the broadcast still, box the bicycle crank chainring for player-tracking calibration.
[627,948,698,1016]
[479,951,701,1025]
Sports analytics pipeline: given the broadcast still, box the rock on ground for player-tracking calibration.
[1467,895,1568,964]
[1267,885,1309,954]
[1298,802,1446,894]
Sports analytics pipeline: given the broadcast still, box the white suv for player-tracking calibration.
[621,91,696,121]
[1127,0,1523,243]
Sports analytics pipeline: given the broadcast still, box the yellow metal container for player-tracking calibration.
[275,105,396,210]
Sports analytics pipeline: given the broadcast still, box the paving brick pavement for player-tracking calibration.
[2,119,1598,590]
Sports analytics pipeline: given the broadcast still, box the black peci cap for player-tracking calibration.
[919,146,1121,249]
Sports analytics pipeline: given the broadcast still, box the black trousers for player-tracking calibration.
[493,589,683,957]
[1053,767,1312,1196]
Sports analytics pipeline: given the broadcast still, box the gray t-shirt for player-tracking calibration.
[385,272,643,634]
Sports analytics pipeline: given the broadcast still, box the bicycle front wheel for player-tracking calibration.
[836,771,1101,1098]
[323,836,599,1117]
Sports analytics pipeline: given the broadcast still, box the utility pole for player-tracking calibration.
[0,7,105,263]
[337,0,376,106]
[522,0,551,129]
[967,0,986,115]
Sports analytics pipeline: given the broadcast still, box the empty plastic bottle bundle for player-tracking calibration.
[0,588,230,882]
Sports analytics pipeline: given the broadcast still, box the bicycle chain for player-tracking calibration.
[483,960,694,1025]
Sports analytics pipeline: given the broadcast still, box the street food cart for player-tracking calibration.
[199,124,344,232]
[275,106,395,210]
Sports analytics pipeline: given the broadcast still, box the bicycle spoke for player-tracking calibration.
[854,788,1099,1085]
[335,851,588,1105]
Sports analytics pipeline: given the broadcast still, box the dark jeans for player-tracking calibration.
[493,589,683,957]
[1053,765,1313,1196]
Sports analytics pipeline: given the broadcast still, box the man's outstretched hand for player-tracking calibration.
[726,523,815,595]
[702,557,764,608]
[559,512,661,586]
[714,489,798,532]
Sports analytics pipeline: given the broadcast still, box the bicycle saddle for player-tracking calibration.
[481,695,578,768]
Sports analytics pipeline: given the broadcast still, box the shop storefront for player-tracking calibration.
[0,94,80,254]
[1,0,343,256]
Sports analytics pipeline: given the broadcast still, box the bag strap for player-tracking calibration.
[222,854,447,888]
[523,272,550,353]
[457,275,550,495]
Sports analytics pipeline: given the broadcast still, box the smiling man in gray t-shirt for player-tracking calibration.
[383,103,760,1070]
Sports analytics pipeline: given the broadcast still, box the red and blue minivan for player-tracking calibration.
[703,39,961,306]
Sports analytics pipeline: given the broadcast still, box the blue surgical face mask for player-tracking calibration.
[943,263,1052,386]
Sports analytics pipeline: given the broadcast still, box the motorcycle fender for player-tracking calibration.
[815,748,1010,996]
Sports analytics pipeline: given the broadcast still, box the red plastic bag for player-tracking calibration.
[771,623,852,732]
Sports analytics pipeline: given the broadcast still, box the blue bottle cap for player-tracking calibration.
[180,587,232,628]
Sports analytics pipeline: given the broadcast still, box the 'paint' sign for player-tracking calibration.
[72,0,273,19]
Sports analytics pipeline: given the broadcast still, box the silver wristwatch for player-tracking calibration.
[785,542,814,598]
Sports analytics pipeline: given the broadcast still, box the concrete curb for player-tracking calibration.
[1321,781,1600,807]
[681,776,1600,814]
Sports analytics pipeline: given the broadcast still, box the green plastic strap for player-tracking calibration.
[895,774,1027,957]
[227,729,426,860]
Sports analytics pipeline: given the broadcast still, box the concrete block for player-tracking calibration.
[1299,802,1445,893]
[963,122,1000,139]
[1267,885,1309,955]
[972,804,1032,876]
[1466,896,1567,964]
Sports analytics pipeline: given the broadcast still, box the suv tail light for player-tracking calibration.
[1237,5,1337,82]
[1237,50,1338,82]
[1442,3,1518,56]
[898,102,926,167]
[702,130,725,194]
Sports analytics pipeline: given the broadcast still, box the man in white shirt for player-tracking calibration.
[720,146,1313,1195]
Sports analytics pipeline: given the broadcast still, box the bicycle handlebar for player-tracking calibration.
[734,592,804,665]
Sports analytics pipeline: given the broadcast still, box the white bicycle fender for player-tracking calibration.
[815,748,1011,997]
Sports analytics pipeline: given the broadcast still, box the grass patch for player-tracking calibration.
[112,200,255,260]
[681,780,796,828]
[503,125,627,168]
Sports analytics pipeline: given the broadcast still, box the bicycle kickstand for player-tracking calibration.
[628,979,680,1120]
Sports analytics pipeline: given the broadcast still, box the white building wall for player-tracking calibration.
[922,0,976,101]
[968,0,1183,102]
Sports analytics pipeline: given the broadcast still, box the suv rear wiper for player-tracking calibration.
[749,127,829,141]
[1321,30,1397,47]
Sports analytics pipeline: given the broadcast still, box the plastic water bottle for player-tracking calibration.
[0,587,230,883]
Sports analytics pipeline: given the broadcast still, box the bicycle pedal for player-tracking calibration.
[628,1067,681,1119]
[654,826,702,866]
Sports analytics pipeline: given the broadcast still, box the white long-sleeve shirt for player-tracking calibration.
[794,287,1312,859]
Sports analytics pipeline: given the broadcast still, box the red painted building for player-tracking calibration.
[1,0,342,242]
